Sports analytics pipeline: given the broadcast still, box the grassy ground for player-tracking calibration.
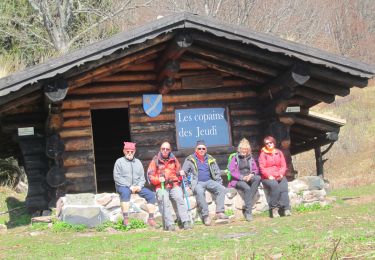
[0,184,374,259]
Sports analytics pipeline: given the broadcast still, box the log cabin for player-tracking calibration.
[0,12,374,213]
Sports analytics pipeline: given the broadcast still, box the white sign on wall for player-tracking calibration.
[18,127,34,136]
[286,106,301,113]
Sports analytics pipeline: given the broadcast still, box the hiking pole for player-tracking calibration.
[181,176,194,226]
[160,173,166,230]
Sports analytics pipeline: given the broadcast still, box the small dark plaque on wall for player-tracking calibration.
[175,107,231,149]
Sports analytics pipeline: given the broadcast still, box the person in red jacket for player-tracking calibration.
[147,142,191,231]
[259,136,291,218]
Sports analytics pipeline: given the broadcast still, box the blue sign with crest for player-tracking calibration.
[175,107,231,149]
[143,94,162,117]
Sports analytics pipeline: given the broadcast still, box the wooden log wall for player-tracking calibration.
[62,60,263,193]
[0,93,54,212]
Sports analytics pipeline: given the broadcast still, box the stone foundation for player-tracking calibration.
[57,176,332,227]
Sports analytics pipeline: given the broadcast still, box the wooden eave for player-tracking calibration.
[289,111,345,155]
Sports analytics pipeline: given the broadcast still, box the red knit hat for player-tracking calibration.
[123,142,136,151]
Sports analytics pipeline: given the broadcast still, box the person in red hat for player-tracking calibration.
[113,141,157,227]
[258,136,291,218]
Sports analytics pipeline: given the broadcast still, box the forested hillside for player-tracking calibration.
[0,0,374,188]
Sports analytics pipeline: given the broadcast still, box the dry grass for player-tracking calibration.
[293,84,375,189]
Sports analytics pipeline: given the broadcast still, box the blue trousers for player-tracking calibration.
[116,185,156,204]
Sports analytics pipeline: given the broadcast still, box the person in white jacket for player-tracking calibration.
[113,141,156,227]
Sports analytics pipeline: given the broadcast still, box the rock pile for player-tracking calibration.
[57,176,331,227]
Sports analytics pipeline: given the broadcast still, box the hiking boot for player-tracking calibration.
[123,217,129,227]
[244,213,253,222]
[271,208,280,218]
[284,209,292,216]
[203,216,212,226]
[176,218,183,229]
[183,221,192,230]
[216,212,229,220]
[147,218,157,227]
[166,224,176,231]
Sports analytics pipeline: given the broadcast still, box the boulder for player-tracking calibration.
[60,205,108,227]
[95,193,113,206]
[65,193,95,206]
[289,179,309,193]
[299,176,325,190]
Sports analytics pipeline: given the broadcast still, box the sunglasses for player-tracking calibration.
[125,150,135,154]
[161,148,170,151]
[197,147,206,151]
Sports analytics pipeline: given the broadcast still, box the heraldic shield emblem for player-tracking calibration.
[143,94,162,117]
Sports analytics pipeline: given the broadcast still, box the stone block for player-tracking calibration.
[224,196,233,206]
[299,176,325,190]
[61,205,108,227]
[187,196,197,210]
[205,191,213,204]
[289,179,309,193]
[65,193,95,206]
[104,196,120,209]
[226,188,237,199]
[95,193,114,206]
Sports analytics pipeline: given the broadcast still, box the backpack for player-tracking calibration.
[225,152,237,181]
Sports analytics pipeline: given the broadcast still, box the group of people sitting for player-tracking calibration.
[113,136,291,231]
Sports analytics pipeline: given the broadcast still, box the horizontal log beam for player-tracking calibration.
[130,113,174,123]
[260,97,311,118]
[293,116,340,132]
[290,125,322,137]
[62,109,90,118]
[230,109,258,116]
[182,53,268,84]
[63,151,94,167]
[64,165,95,179]
[62,117,91,128]
[131,89,256,105]
[62,97,130,110]
[94,72,156,82]
[130,122,175,134]
[303,79,350,97]
[295,87,335,103]
[70,83,158,95]
[187,45,279,77]
[291,135,336,155]
[232,118,261,127]
[190,31,293,67]
[0,93,42,115]
[181,72,223,89]
[63,137,93,152]
[60,127,92,138]
[122,61,204,72]
[68,44,166,89]
[309,65,368,88]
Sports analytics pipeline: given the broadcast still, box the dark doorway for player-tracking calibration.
[91,108,130,193]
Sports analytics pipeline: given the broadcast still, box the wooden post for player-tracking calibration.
[44,80,67,188]
[314,146,324,177]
